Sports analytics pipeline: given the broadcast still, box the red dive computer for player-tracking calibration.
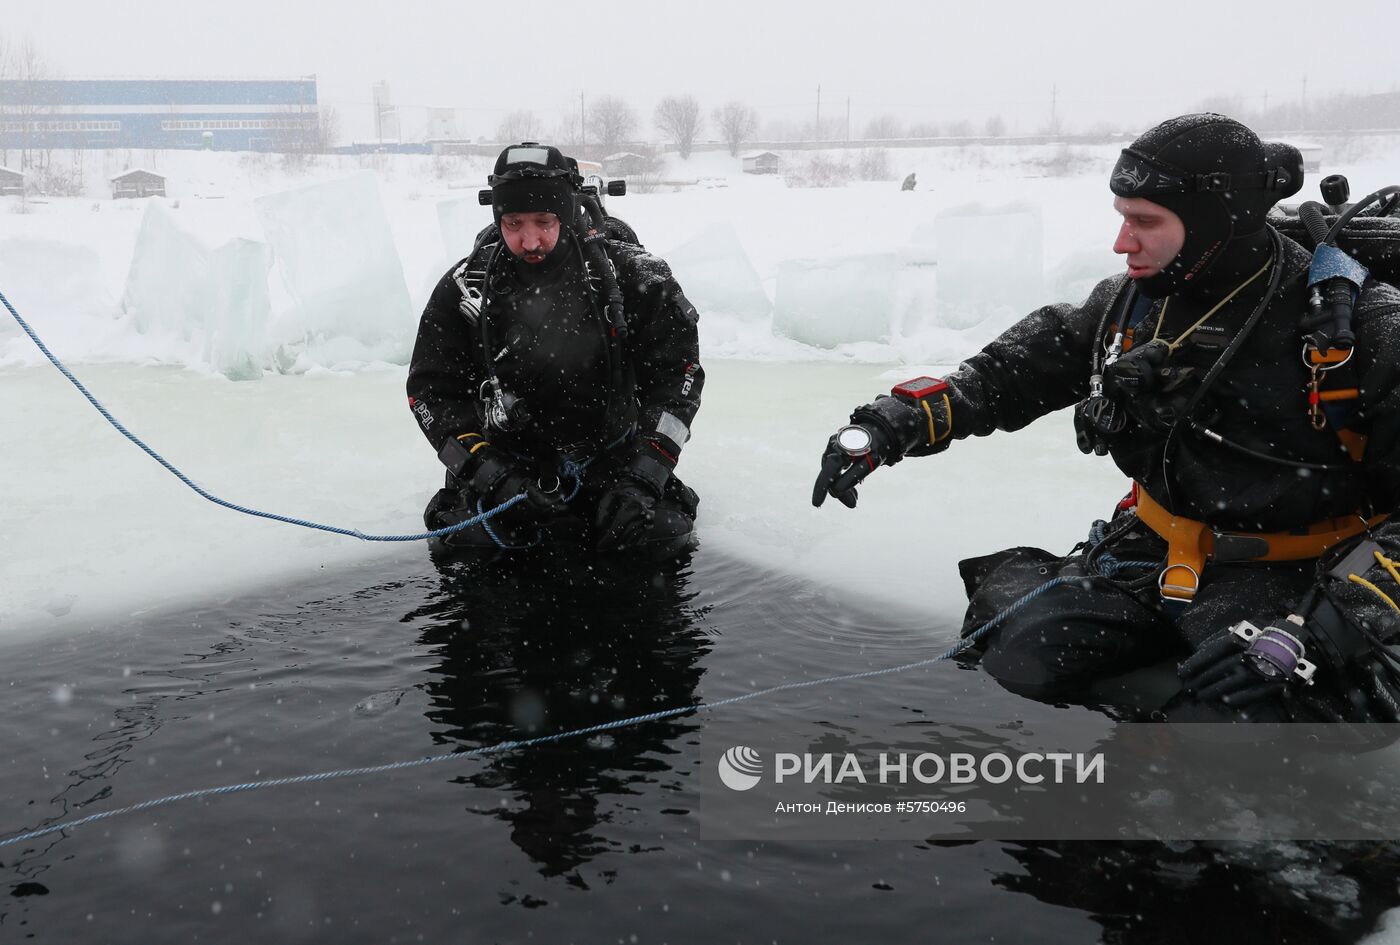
[891,376,949,401]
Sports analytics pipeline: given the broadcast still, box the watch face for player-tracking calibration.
[836,425,873,455]
[1245,653,1284,679]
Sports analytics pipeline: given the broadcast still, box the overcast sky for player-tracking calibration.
[8,0,1397,141]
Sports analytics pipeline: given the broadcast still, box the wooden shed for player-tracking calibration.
[111,168,167,199]
[0,165,24,196]
[603,151,648,176]
[742,151,784,175]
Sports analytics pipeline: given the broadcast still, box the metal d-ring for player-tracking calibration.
[1158,563,1200,601]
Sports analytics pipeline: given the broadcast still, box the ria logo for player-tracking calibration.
[718,746,763,791]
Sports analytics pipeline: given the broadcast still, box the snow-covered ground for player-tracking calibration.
[3,138,1399,641]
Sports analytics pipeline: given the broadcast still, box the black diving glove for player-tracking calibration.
[1182,606,1400,721]
[595,480,658,551]
[812,388,949,509]
[811,421,896,509]
[464,444,564,522]
[438,433,563,519]
[595,448,672,552]
[1178,621,1306,709]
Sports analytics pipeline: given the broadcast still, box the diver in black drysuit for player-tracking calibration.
[813,114,1400,722]
[408,143,704,561]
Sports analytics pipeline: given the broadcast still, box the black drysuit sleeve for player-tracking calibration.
[939,274,1126,440]
[405,257,486,453]
[613,247,704,468]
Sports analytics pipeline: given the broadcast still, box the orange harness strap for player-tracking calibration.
[1132,485,1388,604]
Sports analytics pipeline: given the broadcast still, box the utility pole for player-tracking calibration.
[1300,75,1308,131]
[815,84,821,141]
[845,96,851,141]
[1050,83,1058,135]
[580,91,586,151]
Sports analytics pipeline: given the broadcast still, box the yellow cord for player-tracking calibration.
[920,393,952,445]
[1374,550,1400,591]
[919,399,936,445]
[1151,256,1274,353]
[456,432,491,453]
[1348,574,1400,614]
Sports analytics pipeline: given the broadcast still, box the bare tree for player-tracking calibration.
[907,120,942,138]
[760,117,800,143]
[654,94,703,158]
[800,116,842,142]
[854,148,893,181]
[586,95,636,158]
[496,109,541,144]
[550,110,582,148]
[0,33,12,167]
[984,114,1007,138]
[862,114,902,140]
[316,105,341,151]
[6,39,55,172]
[713,101,758,157]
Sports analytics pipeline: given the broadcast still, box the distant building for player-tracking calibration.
[0,165,23,196]
[742,151,784,175]
[425,107,458,141]
[603,152,648,176]
[0,78,319,152]
[110,168,166,198]
[371,81,399,143]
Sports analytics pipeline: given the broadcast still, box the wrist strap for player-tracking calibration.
[437,432,490,477]
[627,451,671,497]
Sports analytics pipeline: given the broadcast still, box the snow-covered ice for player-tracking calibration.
[253,171,416,370]
[773,251,899,347]
[662,221,771,321]
[934,201,1044,329]
[122,201,272,379]
[436,195,480,264]
[3,139,1398,642]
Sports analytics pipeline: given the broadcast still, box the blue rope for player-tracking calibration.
[477,497,539,550]
[1086,518,1161,578]
[0,287,521,541]
[0,561,1109,850]
[0,287,1174,851]
[560,456,589,503]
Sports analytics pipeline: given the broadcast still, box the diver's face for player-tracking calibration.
[501,212,561,264]
[1112,197,1185,280]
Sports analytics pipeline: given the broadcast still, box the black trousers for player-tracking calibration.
[958,520,1331,720]
[424,450,698,562]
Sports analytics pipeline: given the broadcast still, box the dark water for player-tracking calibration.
[3,547,1398,944]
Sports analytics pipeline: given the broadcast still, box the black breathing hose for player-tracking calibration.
[573,193,628,395]
[1300,200,1357,347]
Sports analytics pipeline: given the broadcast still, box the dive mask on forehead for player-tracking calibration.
[1110,148,1296,200]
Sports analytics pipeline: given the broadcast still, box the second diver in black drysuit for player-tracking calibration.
[408,143,704,562]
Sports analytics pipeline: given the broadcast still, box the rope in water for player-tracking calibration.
[2,559,1157,850]
[0,287,521,541]
[0,286,1163,850]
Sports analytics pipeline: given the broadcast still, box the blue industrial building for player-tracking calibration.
[0,78,319,152]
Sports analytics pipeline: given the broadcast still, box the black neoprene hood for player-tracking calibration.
[1109,114,1303,296]
[489,142,577,227]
